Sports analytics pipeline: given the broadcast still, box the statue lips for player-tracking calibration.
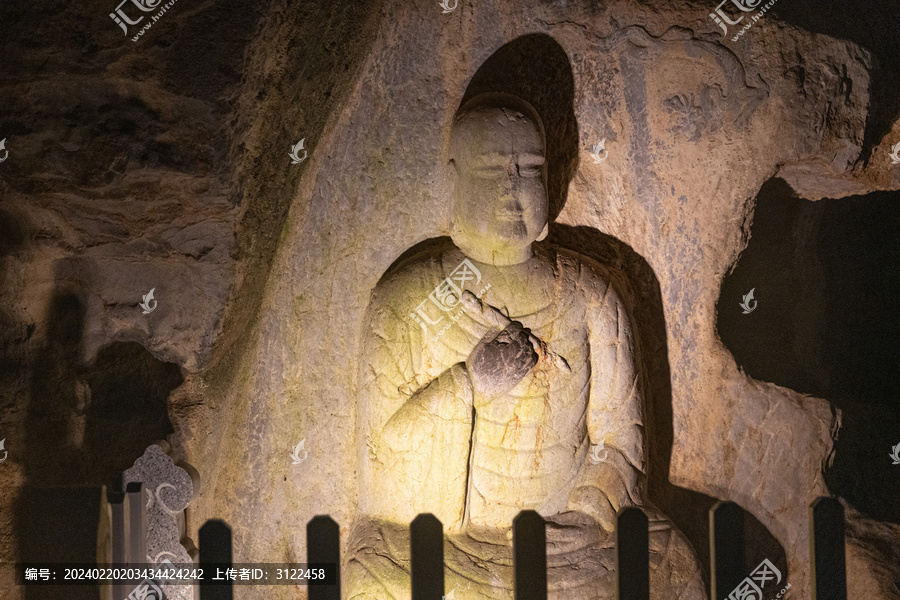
[494,209,527,240]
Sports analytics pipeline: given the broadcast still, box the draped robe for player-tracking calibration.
[347,240,705,599]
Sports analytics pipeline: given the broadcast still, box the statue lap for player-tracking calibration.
[345,508,705,599]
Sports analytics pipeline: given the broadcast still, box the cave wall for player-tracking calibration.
[0,0,384,596]
[195,2,900,599]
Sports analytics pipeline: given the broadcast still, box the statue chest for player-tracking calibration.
[473,318,591,451]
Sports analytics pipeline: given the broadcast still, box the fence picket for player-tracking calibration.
[616,507,649,600]
[199,519,233,600]
[125,482,146,568]
[107,489,129,600]
[811,497,846,600]
[411,514,444,600]
[307,515,341,600]
[100,494,854,600]
[513,510,547,600]
[710,501,746,599]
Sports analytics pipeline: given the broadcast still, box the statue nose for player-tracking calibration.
[502,168,523,196]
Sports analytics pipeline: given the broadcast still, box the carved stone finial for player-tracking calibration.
[124,442,199,600]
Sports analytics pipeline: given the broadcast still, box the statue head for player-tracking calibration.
[448,93,549,266]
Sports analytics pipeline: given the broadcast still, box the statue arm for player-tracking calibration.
[567,280,646,532]
[378,362,473,450]
[358,289,473,527]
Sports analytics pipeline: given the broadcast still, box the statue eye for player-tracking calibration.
[518,165,542,178]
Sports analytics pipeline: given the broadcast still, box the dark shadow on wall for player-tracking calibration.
[81,341,183,479]
[717,178,900,523]
[0,207,30,411]
[17,291,182,599]
[555,224,787,592]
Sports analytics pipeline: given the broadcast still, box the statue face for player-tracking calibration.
[450,108,548,263]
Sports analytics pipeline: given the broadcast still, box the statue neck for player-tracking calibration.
[452,235,533,266]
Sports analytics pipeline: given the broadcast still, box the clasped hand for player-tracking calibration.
[461,292,541,400]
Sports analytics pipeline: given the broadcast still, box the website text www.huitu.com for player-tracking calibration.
[731,0,781,41]
[130,0,179,42]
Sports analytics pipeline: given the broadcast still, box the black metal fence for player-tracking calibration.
[106,490,847,600]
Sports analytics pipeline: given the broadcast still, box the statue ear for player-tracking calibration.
[448,159,458,234]
[448,158,460,193]
[537,222,549,241]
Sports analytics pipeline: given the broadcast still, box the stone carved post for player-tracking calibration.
[98,489,129,600]
[124,441,200,600]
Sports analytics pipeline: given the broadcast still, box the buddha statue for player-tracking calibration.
[347,92,705,599]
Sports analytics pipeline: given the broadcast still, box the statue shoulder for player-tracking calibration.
[365,239,462,315]
[538,243,616,302]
